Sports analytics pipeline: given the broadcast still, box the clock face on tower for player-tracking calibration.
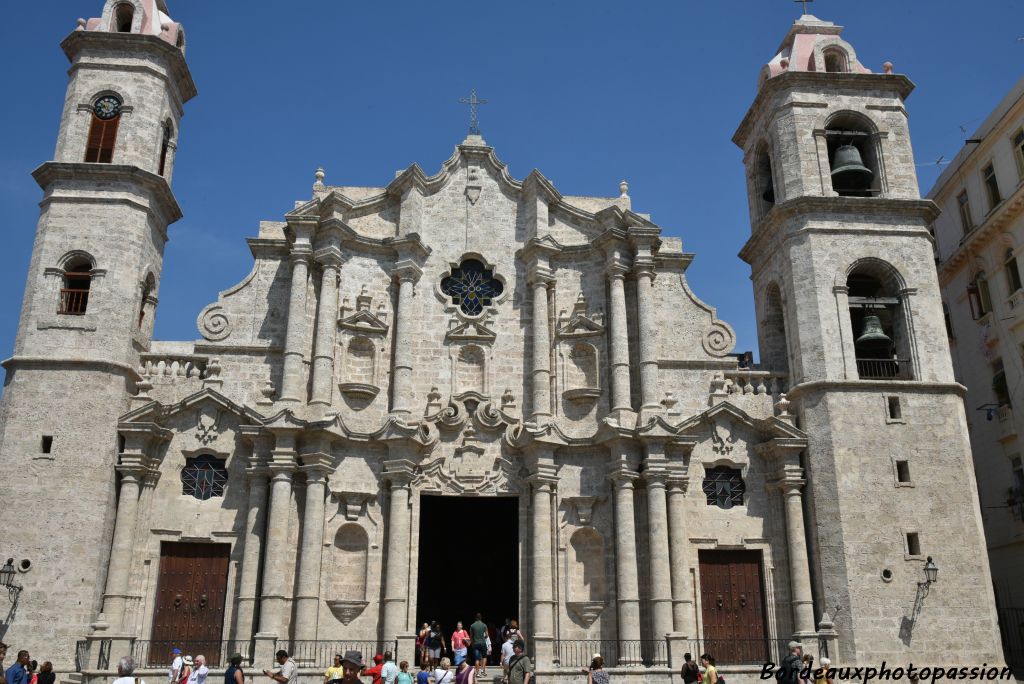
[93,96,122,120]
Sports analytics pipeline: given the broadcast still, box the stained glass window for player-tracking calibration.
[702,467,745,509]
[181,454,228,500]
[440,259,504,316]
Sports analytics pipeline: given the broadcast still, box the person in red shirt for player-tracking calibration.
[365,655,384,684]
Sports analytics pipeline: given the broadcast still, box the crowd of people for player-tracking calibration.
[0,643,56,684]
[415,615,526,678]
[677,642,833,684]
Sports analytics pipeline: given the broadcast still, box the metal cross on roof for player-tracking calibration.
[459,88,488,135]
[795,0,813,14]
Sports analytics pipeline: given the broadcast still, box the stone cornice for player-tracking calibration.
[938,181,1024,282]
[785,379,967,401]
[33,161,183,226]
[739,195,939,267]
[2,355,141,381]
[61,30,197,105]
[733,71,915,150]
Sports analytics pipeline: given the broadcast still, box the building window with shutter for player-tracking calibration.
[1013,129,1024,183]
[968,271,993,319]
[158,121,173,176]
[1006,249,1023,294]
[992,358,1011,408]
[59,258,92,315]
[85,95,121,163]
[957,190,973,234]
[702,467,745,509]
[983,163,1001,212]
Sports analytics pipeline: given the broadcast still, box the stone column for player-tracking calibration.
[778,473,816,638]
[528,268,554,425]
[258,440,296,636]
[833,285,857,381]
[666,476,694,636]
[528,473,556,666]
[293,459,330,641]
[281,247,313,402]
[606,262,632,415]
[610,469,642,664]
[390,263,422,417]
[310,248,344,407]
[100,462,144,631]
[381,461,414,642]
[234,466,269,642]
[633,259,661,414]
[643,448,673,653]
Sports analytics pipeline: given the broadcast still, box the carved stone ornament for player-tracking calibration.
[563,496,605,525]
[326,599,368,625]
[557,293,605,338]
[331,491,375,521]
[703,322,736,357]
[196,405,220,445]
[197,304,231,341]
[465,164,482,205]
[414,436,521,496]
[711,419,737,454]
[566,601,606,628]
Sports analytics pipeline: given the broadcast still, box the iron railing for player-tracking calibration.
[856,358,913,380]
[131,640,255,668]
[75,640,89,671]
[684,638,794,665]
[555,640,667,668]
[59,288,89,315]
[284,640,399,668]
[97,638,112,671]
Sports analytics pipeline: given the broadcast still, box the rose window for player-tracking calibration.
[440,258,504,316]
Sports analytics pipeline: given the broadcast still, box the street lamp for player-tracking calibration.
[922,556,938,585]
[0,558,22,602]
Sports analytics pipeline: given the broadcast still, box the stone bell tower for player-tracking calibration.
[734,14,1004,664]
[0,0,194,666]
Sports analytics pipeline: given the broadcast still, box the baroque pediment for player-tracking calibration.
[446,318,497,342]
[339,309,389,335]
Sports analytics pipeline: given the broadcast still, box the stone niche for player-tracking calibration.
[326,522,370,625]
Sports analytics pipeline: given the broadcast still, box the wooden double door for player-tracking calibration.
[698,550,769,664]
[150,542,231,666]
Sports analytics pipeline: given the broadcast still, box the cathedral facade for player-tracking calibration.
[0,1,1007,680]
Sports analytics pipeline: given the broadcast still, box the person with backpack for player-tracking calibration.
[779,642,803,684]
[680,653,700,684]
[699,655,719,684]
[504,641,532,684]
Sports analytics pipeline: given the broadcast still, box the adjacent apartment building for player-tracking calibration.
[929,75,1024,669]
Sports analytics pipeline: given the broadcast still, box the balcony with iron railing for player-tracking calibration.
[855,358,913,380]
[59,288,89,315]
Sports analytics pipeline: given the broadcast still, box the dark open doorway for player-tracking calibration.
[415,495,519,656]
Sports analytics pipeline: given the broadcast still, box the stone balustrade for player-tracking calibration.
[138,353,208,382]
[723,369,788,396]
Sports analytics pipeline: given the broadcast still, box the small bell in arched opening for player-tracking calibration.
[856,315,891,346]
[831,144,874,192]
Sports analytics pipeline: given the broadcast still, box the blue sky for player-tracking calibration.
[0,1,1021,366]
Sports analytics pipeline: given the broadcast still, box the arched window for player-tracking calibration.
[1005,249,1022,294]
[85,95,122,163]
[113,3,134,32]
[755,141,776,214]
[60,257,92,315]
[825,112,881,198]
[158,121,173,177]
[761,282,789,373]
[847,262,913,379]
[823,48,849,73]
[180,454,228,500]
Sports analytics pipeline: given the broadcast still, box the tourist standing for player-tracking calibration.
[382,652,399,684]
[427,623,447,667]
[799,655,814,684]
[469,614,488,676]
[699,655,717,684]
[455,657,475,684]
[432,657,453,684]
[398,661,413,684]
[366,654,385,684]
[340,652,365,684]
[112,657,146,684]
[225,653,244,684]
[815,658,833,684]
[780,642,803,684]
[169,648,184,684]
[263,651,295,684]
[0,641,7,684]
[505,641,532,684]
[499,634,515,678]
[451,622,470,666]
[418,624,431,667]
[680,653,699,684]
[26,661,36,684]
[189,656,209,684]
[179,656,194,684]
[417,662,430,684]
[582,655,608,684]
[35,664,53,684]
[5,651,29,684]
[326,654,346,684]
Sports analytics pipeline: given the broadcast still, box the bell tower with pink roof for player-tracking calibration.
[733,13,1006,667]
[0,0,195,666]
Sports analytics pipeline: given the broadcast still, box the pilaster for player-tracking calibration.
[281,223,315,402]
[310,246,345,408]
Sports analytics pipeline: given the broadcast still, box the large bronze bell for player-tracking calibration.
[856,315,891,345]
[831,144,874,191]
